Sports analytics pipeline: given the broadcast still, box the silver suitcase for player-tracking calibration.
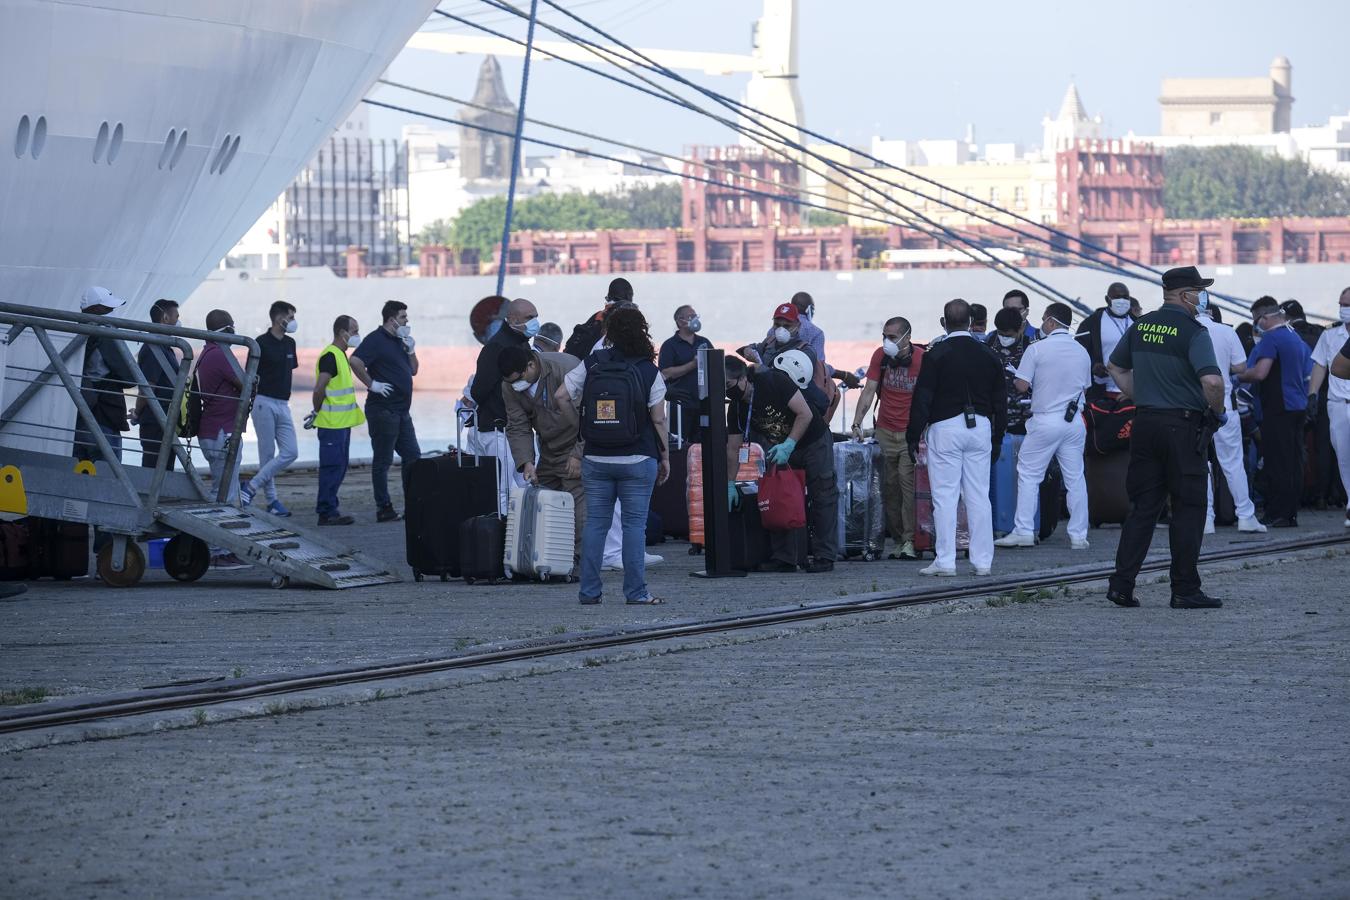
[833,440,884,561]
[504,485,576,581]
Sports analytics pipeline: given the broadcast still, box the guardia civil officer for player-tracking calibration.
[1105,266,1228,609]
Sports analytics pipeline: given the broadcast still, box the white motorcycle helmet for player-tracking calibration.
[772,349,813,389]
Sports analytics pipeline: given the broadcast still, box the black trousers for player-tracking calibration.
[769,430,840,565]
[1261,410,1305,522]
[139,419,176,471]
[1110,411,1209,599]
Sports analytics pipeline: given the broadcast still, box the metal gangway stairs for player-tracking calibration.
[0,301,400,589]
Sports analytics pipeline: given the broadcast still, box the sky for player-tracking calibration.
[369,0,1348,155]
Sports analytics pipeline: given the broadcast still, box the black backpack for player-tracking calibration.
[581,355,646,450]
[564,315,604,361]
[180,369,204,440]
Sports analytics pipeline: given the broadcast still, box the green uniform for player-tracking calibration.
[1109,306,1219,410]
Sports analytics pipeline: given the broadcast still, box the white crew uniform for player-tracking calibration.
[1199,315,1258,525]
[922,332,995,573]
[1008,329,1092,542]
[1311,322,1350,513]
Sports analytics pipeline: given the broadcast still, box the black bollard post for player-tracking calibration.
[691,347,745,578]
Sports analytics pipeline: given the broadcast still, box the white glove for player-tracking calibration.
[370,380,394,398]
[402,336,416,354]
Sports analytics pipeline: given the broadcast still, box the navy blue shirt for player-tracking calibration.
[353,326,414,411]
[658,332,712,402]
[137,342,181,412]
[1248,325,1311,416]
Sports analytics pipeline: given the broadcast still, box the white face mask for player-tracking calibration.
[396,324,412,338]
[997,334,1018,348]
[1109,298,1132,317]
[511,379,531,392]
[1340,307,1350,324]
[346,333,361,349]
[773,326,792,344]
[882,338,900,358]
[284,319,298,334]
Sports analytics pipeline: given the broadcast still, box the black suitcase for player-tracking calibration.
[405,451,497,582]
[1037,460,1064,542]
[649,404,690,538]
[728,486,771,571]
[1087,450,1132,527]
[1211,459,1237,527]
[0,517,88,581]
[458,514,507,584]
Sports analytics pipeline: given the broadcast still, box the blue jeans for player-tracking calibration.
[367,404,421,510]
[73,422,123,464]
[579,457,657,601]
[317,427,350,517]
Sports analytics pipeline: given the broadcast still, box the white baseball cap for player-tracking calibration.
[80,285,126,311]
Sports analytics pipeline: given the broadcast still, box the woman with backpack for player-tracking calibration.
[557,306,671,605]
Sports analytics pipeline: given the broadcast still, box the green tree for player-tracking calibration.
[803,208,847,227]
[414,217,454,248]
[1164,145,1350,219]
[445,183,684,255]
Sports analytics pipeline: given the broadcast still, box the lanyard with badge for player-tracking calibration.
[739,391,753,465]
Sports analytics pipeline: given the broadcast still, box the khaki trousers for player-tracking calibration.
[874,427,917,545]
[536,459,585,553]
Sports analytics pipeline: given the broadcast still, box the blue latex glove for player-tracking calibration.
[766,438,797,465]
[1216,411,1229,428]
[727,481,739,510]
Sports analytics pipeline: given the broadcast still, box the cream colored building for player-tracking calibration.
[827,157,1058,229]
[1160,56,1293,136]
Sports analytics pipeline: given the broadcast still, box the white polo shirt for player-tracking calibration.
[1199,315,1248,411]
[1014,329,1092,417]
[1312,323,1350,402]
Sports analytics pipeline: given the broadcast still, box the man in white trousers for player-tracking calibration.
[1308,286,1350,528]
[906,299,1007,576]
[1198,306,1266,534]
[995,302,1093,550]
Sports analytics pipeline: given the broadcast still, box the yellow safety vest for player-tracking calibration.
[314,345,365,430]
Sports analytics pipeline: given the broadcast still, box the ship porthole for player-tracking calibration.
[170,130,188,170]
[209,132,232,175]
[93,121,110,163]
[157,128,177,170]
[107,122,124,164]
[14,115,30,158]
[30,116,47,159]
[218,134,241,173]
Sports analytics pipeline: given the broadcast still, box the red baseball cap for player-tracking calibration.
[773,303,800,323]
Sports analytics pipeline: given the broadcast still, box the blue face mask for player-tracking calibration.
[514,317,541,338]
[1194,290,1210,315]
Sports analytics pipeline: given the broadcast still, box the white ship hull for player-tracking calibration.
[0,0,438,453]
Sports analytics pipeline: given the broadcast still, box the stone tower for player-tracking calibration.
[459,56,518,180]
[1270,56,1293,133]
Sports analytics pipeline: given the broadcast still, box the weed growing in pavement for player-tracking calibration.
[583,657,603,667]
[0,687,47,705]
[374,689,386,701]
[192,709,207,726]
[263,701,286,716]
[551,625,567,635]
[232,667,244,679]
[986,586,1054,608]
[454,638,472,650]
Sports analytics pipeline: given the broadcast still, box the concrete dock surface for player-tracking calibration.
[1,537,1347,897]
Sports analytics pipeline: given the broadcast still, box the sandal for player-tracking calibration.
[625,595,664,605]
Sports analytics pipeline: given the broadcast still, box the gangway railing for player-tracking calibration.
[0,301,400,590]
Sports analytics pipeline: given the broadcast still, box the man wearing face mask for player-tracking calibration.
[1238,297,1313,527]
[472,297,539,513]
[988,308,1034,439]
[499,343,584,550]
[1002,289,1041,341]
[740,303,831,417]
[352,300,420,523]
[196,309,251,568]
[969,304,988,337]
[1195,305,1266,534]
[852,316,923,560]
[534,321,564,354]
[1308,287,1350,528]
[1076,282,1138,400]
[310,315,371,527]
[995,303,1093,550]
[1105,266,1227,608]
[241,300,299,516]
[659,305,712,443]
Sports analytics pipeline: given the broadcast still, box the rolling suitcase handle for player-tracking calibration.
[670,400,684,451]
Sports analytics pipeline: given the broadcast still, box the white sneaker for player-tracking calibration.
[1237,516,1267,534]
[972,567,992,576]
[919,563,956,577]
[1203,518,1216,535]
[993,532,1035,548]
[644,552,664,566]
[603,553,664,571]
[1070,538,1090,550]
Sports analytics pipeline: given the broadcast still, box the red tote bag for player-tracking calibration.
[757,464,807,531]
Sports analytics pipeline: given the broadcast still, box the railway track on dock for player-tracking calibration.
[2,532,1345,736]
